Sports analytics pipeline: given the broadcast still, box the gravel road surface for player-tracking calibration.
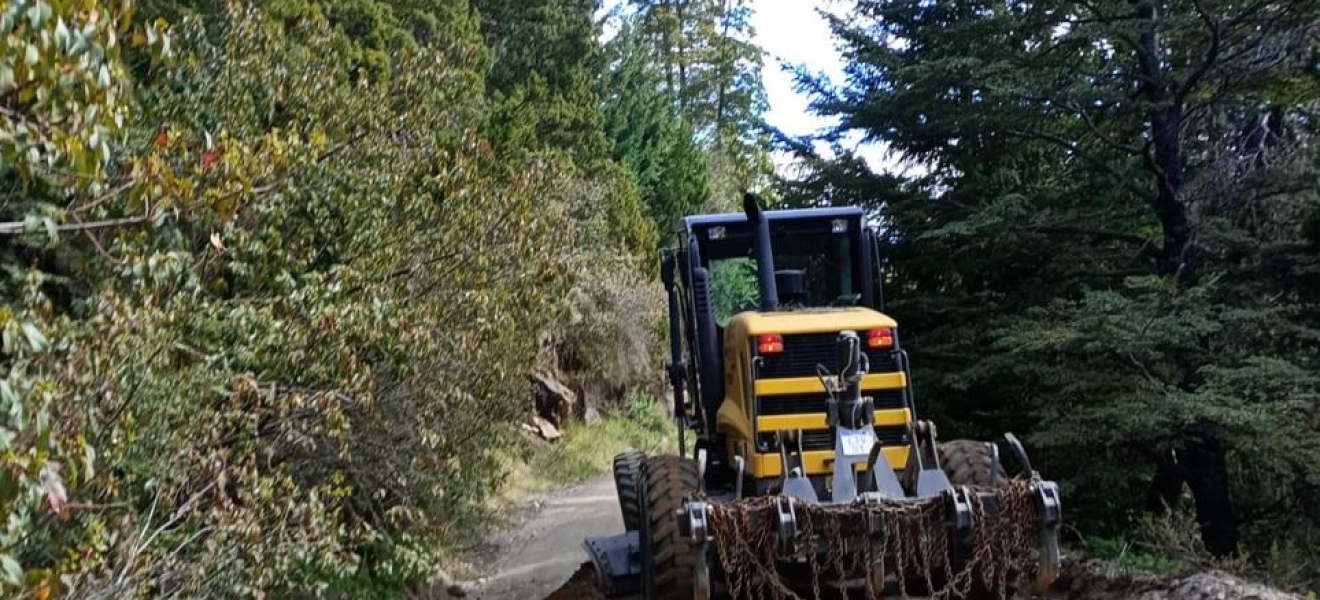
[468,475,620,600]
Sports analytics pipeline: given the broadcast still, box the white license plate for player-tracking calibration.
[839,427,876,456]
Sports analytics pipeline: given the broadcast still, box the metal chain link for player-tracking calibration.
[704,478,1044,600]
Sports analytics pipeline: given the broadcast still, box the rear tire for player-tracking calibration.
[639,455,699,600]
[939,439,1007,487]
[613,451,645,532]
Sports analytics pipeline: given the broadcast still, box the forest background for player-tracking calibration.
[1,0,1317,596]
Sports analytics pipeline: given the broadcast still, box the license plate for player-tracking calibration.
[839,427,876,456]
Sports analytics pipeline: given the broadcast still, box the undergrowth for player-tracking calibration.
[513,393,674,499]
[1079,536,1185,575]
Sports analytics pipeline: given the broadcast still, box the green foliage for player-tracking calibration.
[1081,536,1185,576]
[0,0,168,591]
[789,0,1320,585]
[546,172,666,400]
[603,23,708,242]
[525,395,672,492]
[618,0,775,212]
[0,0,166,187]
[0,0,769,594]
[709,257,757,325]
[474,0,609,165]
[0,1,637,595]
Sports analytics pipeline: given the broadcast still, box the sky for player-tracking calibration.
[750,0,899,175]
[750,1,846,139]
[597,0,903,176]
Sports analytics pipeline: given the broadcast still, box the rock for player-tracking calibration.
[532,416,562,441]
[532,371,576,426]
[406,566,469,599]
[1055,559,1304,600]
[1161,571,1302,600]
[584,405,602,425]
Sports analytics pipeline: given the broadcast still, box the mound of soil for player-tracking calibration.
[540,564,613,600]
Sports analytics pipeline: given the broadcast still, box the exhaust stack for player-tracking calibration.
[742,192,779,312]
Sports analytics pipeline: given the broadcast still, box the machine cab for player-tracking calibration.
[661,203,916,488]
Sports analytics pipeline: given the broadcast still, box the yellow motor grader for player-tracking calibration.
[583,195,1062,599]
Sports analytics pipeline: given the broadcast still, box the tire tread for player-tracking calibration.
[640,455,699,600]
[939,439,1007,487]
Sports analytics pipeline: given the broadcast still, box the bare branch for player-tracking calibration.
[0,215,149,235]
[1027,224,1156,248]
[1044,96,1146,154]
[1175,0,1222,104]
[69,178,138,214]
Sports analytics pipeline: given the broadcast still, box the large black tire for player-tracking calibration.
[639,455,699,600]
[613,451,645,532]
[939,439,1007,487]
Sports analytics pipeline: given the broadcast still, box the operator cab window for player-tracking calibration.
[707,226,856,326]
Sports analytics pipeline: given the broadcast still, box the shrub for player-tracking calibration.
[3,6,597,596]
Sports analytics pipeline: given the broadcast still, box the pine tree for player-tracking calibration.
[603,23,708,241]
[791,0,1320,566]
[628,0,772,196]
[473,0,609,163]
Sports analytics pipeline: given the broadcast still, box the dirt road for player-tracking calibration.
[467,475,620,600]
[465,474,1305,600]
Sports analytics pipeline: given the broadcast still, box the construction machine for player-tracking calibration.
[583,195,1062,599]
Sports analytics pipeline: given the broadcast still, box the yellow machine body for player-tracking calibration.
[715,307,912,481]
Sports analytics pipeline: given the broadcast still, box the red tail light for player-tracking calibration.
[756,334,784,354]
[866,328,895,349]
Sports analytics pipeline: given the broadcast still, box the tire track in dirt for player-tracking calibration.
[467,475,623,600]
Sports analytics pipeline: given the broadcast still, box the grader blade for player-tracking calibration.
[581,532,641,597]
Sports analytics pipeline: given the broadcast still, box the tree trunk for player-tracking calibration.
[1179,430,1239,558]
[1145,448,1184,513]
[1136,1,1196,285]
[676,0,688,114]
[1144,434,1239,558]
[1135,1,1236,557]
[1149,104,1196,283]
[713,0,732,148]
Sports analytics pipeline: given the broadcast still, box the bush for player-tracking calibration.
[539,167,666,411]
[1,6,614,597]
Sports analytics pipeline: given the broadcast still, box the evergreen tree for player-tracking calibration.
[473,0,610,164]
[790,0,1320,568]
[603,24,708,241]
[628,0,773,196]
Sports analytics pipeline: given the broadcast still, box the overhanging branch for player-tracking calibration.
[0,215,149,235]
[1175,0,1222,104]
[1005,128,1151,199]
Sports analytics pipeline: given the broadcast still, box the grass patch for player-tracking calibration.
[1080,536,1185,575]
[501,393,675,502]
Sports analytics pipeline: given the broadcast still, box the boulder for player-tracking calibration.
[532,371,576,426]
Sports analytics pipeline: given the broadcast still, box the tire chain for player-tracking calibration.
[704,477,1044,600]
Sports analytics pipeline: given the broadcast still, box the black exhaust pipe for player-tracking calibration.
[742,192,778,312]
